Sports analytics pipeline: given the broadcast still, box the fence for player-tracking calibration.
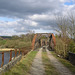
[0,49,29,67]
[68,46,75,65]
[68,52,75,65]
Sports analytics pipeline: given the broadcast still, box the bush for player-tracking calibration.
[4,40,19,48]
[0,39,6,45]
[2,33,34,50]
[55,37,68,58]
[68,40,75,53]
[4,39,32,49]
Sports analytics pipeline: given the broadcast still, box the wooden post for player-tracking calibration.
[1,52,4,67]
[9,50,12,62]
[14,49,17,58]
[18,50,20,55]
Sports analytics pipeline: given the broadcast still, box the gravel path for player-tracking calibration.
[29,48,45,75]
[46,48,73,75]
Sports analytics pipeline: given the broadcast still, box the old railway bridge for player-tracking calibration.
[32,33,56,50]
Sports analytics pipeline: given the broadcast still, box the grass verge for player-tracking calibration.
[42,51,60,75]
[2,51,38,75]
[51,51,75,75]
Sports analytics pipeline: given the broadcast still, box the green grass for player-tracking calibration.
[42,51,60,75]
[2,51,38,75]
[51,51,75,75]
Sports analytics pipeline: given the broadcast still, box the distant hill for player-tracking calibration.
[0,36,12,39]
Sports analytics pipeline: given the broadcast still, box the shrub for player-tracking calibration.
[55,37,68,58]
[68,40,75,53]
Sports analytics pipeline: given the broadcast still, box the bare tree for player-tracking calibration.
[68,13,75,39]
[56,15,68,38]
[55,13,75,39]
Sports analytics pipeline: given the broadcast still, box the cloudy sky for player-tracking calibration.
[0,0,75,36]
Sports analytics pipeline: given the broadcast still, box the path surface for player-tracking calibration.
[29,48,45,75]
[46,48,73,75]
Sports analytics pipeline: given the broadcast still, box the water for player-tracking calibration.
[0,51,20,67]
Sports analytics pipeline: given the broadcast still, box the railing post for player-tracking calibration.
[9,50,12,62]
[18,50,20,55]
[1,52,4,67]
[14,49,17,58]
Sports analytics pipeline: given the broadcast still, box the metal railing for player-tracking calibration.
[0,46,32,68]
[0,49,22,67]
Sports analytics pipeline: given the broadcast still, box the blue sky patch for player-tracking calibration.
[64,0,74,5]
[0,17,16,22]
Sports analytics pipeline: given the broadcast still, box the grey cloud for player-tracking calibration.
[0,0,75,35]
[0,0,63,18]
